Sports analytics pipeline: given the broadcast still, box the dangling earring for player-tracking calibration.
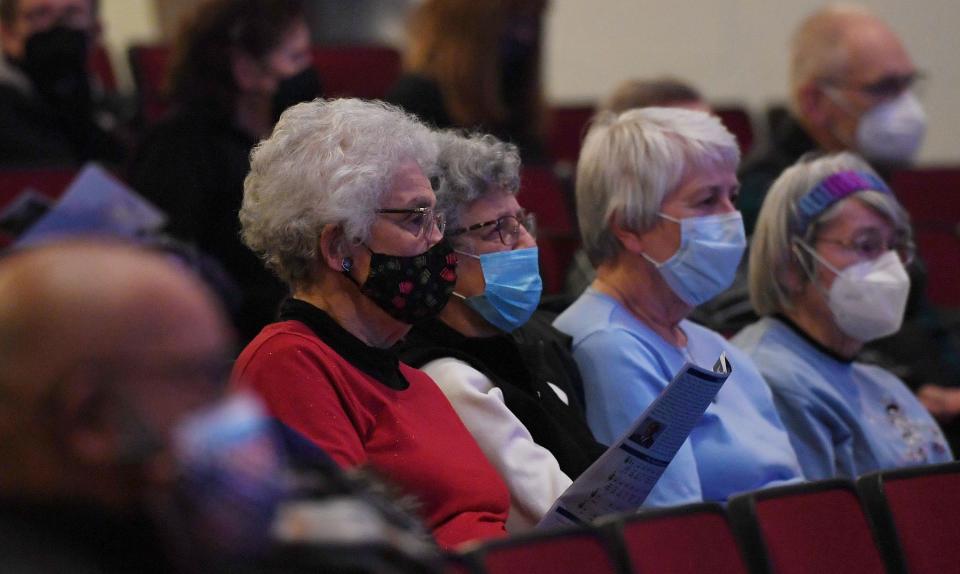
[341,257,354,272]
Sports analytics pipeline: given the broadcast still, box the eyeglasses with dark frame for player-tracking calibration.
[375,207,446,238]
[817,230,915,266]
[824,71,925,101]
[446,210,537,247]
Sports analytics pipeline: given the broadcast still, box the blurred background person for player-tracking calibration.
[396,130,605,532]
[734,152,952,480]
[129,0,320,345]
[0,0,127,166]
[554,107,803,506]
[739,4,924,235]
[387,0,549,163]
[233,99,509,549]
[0,240,234,572]
[600,76,710,115]
[734,3,960,439]
[565,75,710,300]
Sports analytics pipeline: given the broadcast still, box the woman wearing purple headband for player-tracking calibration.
[733,152,952,480]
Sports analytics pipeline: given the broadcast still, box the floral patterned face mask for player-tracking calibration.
[343,238,458,324]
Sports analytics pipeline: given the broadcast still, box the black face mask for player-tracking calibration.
[18,26,91,109]
[343,239,459,325]
[272,66,322,121]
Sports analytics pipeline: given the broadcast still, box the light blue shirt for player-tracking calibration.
[554,288,803,506]
[733,316,953,480]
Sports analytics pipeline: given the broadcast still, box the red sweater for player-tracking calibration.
[232,319,509,549]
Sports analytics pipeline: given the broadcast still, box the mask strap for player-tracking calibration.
[640,213,681,266]
[453,249,480,260]
[792,238,845,305]
[794,238,843,275]
[340,243,375,287]
[640,252,664,268]
[821,85,856,115]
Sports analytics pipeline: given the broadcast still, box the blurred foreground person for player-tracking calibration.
[0,240,239,572]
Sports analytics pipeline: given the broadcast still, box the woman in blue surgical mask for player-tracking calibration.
[396,130,605,533]
[733,152,952,480]
[554,107,803,507]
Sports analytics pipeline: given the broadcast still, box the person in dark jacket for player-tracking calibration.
[128,0,321,344]
[396,129,605,533]
[0,0,126,166]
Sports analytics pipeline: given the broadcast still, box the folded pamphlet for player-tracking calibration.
[538,353,732,529]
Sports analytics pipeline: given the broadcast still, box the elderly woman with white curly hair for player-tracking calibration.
[231,99,509,548]
[554,107,803,507]
[732,152,952,480]
[396,130,605,532]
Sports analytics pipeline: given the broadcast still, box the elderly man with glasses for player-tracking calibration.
[739,4,925,234]
[708,6,960,443]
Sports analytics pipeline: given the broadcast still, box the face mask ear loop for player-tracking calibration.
[821,84,856,115]
[639,213,679,266]
[793,238,840,302]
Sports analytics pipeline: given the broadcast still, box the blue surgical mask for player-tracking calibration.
[455,246,543,332]
[642,211,746,306]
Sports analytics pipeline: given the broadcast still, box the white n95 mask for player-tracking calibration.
[799,244,911,342]
[856,91,927,164]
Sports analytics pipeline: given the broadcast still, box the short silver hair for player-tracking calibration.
[240,98,438,288]
[575,107,740,266]
[433,130,521,235]
[749,151,913,316]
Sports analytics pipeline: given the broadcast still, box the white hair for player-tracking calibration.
[433,130,521,233]
[240,98,438,288]
[749,151,912,316]
[575,107,740,266]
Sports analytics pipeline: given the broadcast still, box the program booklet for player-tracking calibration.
[538,353,732,529]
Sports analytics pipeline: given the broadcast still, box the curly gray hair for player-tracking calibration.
[432,130,521,234]
[240,98,438,288]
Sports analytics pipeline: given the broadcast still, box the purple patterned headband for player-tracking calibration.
[795,170,891,232]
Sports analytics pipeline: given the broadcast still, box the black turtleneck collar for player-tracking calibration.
[279,298,409,390]
[402,318,532,386]
[772,313,854,364]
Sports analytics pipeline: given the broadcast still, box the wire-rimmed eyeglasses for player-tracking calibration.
[375,207,446,238]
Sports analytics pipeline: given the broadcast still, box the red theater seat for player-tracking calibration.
[602,502,750,574]
[518,167,578,295]
[311,45,401,100]
[463,525,626,574]
[714,105,755,155]
[546,104,594,168]
[727,480,890,574]
[858,461,960,574]
[889,167,960,308]
[128,43,172,126]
